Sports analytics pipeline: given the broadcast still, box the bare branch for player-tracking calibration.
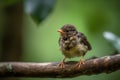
[0,54,120,78]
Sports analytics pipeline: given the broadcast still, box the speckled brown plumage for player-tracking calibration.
[58,24,92,68]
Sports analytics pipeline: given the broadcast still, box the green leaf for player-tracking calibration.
[24,0,56,25]
[103,31,120,52]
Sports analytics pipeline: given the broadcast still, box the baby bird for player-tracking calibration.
[57,24,92,68]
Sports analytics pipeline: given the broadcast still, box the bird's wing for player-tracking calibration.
[77,32,92,50]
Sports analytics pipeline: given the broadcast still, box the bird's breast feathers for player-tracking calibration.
[60,36,88,58]
[61,43,88,58]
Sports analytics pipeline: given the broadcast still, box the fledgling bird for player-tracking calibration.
[57,24,92,68]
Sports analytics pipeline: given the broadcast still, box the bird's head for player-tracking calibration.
[57,24,78,37]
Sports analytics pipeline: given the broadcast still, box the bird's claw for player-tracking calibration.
[75,59,85,68]
[58,62,65,68]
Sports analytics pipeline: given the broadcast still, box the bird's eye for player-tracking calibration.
[77,34,81,38]
[66,30,69,32]
[63,37,67,40]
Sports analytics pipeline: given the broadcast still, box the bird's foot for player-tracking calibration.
[58,61,65,68]
[75,59,85,68]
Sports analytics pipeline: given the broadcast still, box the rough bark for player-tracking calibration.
[0,54,120,78]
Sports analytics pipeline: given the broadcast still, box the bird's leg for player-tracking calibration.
[58,57,66,68]
[75,56,85,68]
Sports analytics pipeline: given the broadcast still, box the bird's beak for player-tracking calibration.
[57,29,65,35]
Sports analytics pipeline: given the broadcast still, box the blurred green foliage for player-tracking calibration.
[0,0,120,80]
[103,31,120,52]
[24,0,56,24]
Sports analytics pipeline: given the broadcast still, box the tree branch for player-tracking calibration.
[0,54,120,78]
